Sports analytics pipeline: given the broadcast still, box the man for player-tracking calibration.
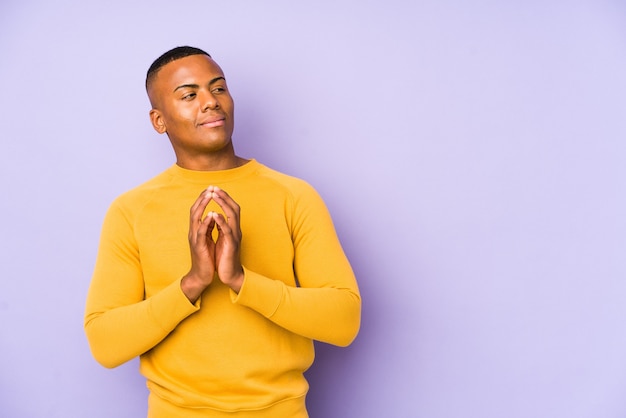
[84,46,361,417]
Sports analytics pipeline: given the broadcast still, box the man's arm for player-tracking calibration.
[217,183,361,346]
[84,190,217,368]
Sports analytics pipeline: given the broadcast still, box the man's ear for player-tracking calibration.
[149,109,167,134]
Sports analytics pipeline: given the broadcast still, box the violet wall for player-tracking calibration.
[1,1,625,417]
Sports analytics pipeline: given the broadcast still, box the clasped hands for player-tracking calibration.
[181,185,244,303]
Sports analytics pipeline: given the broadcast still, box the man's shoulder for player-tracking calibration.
[253,162,315,194]
[252,162,325,210]
[109,167,175,210]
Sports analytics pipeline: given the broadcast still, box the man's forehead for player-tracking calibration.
[146,54,224,106]
[157,55,224,85]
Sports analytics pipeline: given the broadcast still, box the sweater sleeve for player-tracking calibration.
[84,200,199,368]
[232,184,361,347]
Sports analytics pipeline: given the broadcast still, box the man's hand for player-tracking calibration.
[181,186,244,303]
[207,186,244,293]
[181,188,217,303]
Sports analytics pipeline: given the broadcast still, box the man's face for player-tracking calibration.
[148,55,235,162]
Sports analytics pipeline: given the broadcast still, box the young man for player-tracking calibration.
[84,46,361,417]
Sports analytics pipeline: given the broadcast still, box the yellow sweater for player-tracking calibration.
[84,160,361,416]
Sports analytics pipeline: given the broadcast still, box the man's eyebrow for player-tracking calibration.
[173,77,225,93]
[173,83,199,93]
[209,76,226,85]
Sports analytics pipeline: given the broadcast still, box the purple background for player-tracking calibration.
[1,1,626,417]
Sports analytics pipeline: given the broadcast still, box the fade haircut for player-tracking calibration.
[146,46,211,90]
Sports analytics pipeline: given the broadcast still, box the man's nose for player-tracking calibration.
[201,92,219,111]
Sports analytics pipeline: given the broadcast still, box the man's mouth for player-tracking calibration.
[198,117,225,128]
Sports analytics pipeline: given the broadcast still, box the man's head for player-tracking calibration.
[146,46,235,169]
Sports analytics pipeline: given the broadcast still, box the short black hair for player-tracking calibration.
[146,46,211,90]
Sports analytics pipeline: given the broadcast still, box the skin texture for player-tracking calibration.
[147,54,246,171]
[147,55,246,302]
[183,185,244,302]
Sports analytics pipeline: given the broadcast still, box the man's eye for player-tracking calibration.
[182,93,196,100]
[212,87,225,94]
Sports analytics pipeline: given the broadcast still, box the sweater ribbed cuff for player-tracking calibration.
[149,278,201,333]
[231,266,283,318]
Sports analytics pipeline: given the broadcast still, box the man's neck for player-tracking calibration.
[174,147,249,171]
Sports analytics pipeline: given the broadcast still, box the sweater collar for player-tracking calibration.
[167,159,260,184]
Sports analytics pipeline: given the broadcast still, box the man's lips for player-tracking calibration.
[198,117,225,128]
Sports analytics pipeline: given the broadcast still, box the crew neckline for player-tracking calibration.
[168,159,260,184]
